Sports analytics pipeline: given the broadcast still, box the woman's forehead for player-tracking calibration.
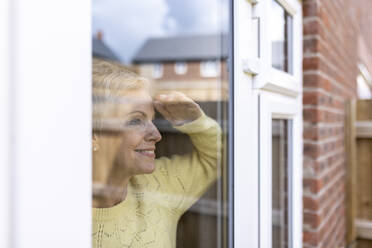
[121,90,152,108]
[106,92,153,116]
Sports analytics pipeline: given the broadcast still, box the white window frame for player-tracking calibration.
[234,0,259,246]
[174,61,187,75]
[259,93,302,248]
[153,63,163,78]
[238,0,302,246]
[0,0,11,246]
[250,0,302,97]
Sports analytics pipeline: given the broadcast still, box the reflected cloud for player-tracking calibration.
[93,0,169,62]
[92,0,228,63]
[164,0,228,34]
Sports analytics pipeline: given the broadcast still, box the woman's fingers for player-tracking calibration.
[153,100,174,122]
[154,92,202,126]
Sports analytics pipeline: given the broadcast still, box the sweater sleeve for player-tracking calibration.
[153,113,222,214]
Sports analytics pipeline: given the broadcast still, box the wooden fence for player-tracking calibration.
[346,100,372,248]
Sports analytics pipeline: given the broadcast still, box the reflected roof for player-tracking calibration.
[93,37,120,62]
[133,34,228,63]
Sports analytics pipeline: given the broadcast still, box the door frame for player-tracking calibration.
[0,0,11,246]
[3,0,303,247]
[6,0,92,247]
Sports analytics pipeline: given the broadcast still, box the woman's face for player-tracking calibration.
[115,89,162,175]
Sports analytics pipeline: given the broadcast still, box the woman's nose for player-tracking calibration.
[145,121,162,143]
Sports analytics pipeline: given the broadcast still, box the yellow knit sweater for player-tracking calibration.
[92,114,221,248]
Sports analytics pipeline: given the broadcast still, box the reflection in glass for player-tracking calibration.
[271,0,293,73]
[272,119,290,248]
[175,62,187,75]
[92,0,230,247]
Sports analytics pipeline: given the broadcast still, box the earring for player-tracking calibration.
[93,134,100,152]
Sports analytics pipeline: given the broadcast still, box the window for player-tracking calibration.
[271,0,293,74]
[272,119,291,248]
[357,63,372,99]
[175,62,187,75]
[92,1,230,248]
[255,1,302,246]
[357,75,372,99]
[153,63,163,78]
[200,60,220,77]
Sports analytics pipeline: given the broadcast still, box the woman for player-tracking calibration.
[92,58,221,248]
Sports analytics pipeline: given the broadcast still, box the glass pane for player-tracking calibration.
[272,119,291,248]
[271,0,293,73]
[92,1,230,247]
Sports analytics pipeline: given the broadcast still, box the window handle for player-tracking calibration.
[242,58,260,75]
[247,0,260,4]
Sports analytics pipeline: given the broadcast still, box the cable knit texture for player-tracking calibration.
[92,114,221,248]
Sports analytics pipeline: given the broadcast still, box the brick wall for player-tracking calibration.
[302,0,372,247]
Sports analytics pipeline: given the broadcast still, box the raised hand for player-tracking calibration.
[154,92,203,126]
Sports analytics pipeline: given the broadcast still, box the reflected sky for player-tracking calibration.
[92,0,228,63]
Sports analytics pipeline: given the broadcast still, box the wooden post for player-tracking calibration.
[345,100,357,244]
[356,100,372,247]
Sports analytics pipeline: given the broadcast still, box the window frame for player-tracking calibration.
[0,0,11,246]
[233,0,259,246]
[249,0,302,247]
[259,93,302,248]
[251,0,302,97]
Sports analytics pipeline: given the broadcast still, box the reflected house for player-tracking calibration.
[132,34,229,102]
[92,32,120,62]
[92,32,138,73]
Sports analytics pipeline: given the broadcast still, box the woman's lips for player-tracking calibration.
[135,149,156,158]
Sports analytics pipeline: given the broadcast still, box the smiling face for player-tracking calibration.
[92,58,161,179]
[114,89,162,176]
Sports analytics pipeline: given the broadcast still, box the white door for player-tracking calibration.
[2,0,92,247]
[1,0,302,247]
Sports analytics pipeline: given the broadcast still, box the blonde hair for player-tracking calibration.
[92,58,151,132]
[93,58,150,95]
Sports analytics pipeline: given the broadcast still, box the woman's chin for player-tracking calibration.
[139,162,156,174]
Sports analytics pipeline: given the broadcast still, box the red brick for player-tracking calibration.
[303,1,318,17]
[303,0,371,247]
[304,19,321,35]
[303,73,332,91]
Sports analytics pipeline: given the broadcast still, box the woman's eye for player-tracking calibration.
[128,118,142,126]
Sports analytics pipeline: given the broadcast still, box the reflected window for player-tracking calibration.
[175,62,187,75]
[271,0,293,73]
[201,60,220,77]
[153,63,163,78]
[272,119,291,248]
